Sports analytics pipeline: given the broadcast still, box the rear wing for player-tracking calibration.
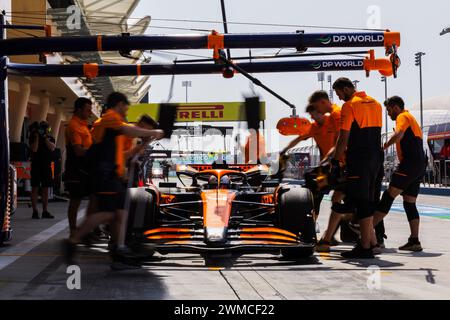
[180,164,269,173]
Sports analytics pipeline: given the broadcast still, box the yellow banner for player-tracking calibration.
[127,102,266,123]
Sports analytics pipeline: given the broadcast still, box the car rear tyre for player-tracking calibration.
[126,188,157,256]
[278,186,316,258]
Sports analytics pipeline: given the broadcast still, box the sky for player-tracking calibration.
[132,0,450,152]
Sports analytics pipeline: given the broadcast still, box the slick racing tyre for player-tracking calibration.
[278,186,316,258]
[125,188,158,256]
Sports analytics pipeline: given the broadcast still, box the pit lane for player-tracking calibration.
[0,193,449,300]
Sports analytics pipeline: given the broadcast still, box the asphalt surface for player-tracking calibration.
[0,191,450,300]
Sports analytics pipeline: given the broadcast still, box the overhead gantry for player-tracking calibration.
[0,18,401,239]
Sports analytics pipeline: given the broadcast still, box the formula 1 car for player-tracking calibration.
[125,163,316,258]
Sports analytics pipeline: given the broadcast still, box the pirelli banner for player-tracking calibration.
[128,102,266,123]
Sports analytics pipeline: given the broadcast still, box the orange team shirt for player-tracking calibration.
[395,110,424,162]
[244,132,267,164]
[91,109,130,178]
[340,91,382,155]
[340,92,382,131]
[301,105,341,160]
[123,136,135,154]
[329,104,341,130]
[65,115,92,149]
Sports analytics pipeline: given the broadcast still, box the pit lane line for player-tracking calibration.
[322,195,450,219]
[0,209,86,271]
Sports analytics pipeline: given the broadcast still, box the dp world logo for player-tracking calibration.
[311,62,322,70]
[318,36,332,45]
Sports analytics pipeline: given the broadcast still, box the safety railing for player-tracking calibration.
[425,160,450,188]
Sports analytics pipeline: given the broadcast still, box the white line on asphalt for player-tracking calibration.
[0,209,86,271]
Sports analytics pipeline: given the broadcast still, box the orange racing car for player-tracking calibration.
[125,163,316,259]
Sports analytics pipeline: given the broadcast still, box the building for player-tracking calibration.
[1,0,151,195]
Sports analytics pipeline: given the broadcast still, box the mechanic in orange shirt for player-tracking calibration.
[123,114,159,187]
[331,77,383,259]
[244,131,267,164]
[372,96,426,252]
[281,91,341,218]
[65,97,93,237]
[64,92,165,268]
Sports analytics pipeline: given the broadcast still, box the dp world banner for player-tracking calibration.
[128,102,266,123]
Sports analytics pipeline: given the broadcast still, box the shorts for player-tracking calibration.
[390,161,425,198]
[93,191,126,212]
[345,155,381,219]
[31,165,53,188]
[90,169,126,212]
[65,181,88,198]
[345,155,381,202]
[65,171,89,198]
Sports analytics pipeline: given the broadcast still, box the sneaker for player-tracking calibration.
[32,210,40,219]
[113,246,139,260]
[62,239,77,265]
[316,239,331,253]
[93,227,110,240]
[82,232,105,246]
[42,211,55,219]
[372,244,383,255]
[341,244,375,259]
[399,238,423,252]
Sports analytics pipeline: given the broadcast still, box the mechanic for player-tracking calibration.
[63,92,165,268]
[29,121,56,219]
[123,114,159,187]
[65,97,93,237]
[90,114,159,249]
[162,160,171,183]
[331,77,383,259]
[244,130,267,164]
[371,96,426,252]
[280,92,341,234]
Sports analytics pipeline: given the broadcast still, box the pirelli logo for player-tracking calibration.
[177,105,225,120]
[128,102,266,123]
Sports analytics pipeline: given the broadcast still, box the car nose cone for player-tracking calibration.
[205,228,227,244]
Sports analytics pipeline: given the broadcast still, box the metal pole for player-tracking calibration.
[382,76,388,137]
[0,31,398,56]
[328,74,333,102]
[0,13,10,232]
[219,0,231,60]
[419,60,424,130]
[7,58,374,77]
[219,56,297,113]
[415,52,425,131]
